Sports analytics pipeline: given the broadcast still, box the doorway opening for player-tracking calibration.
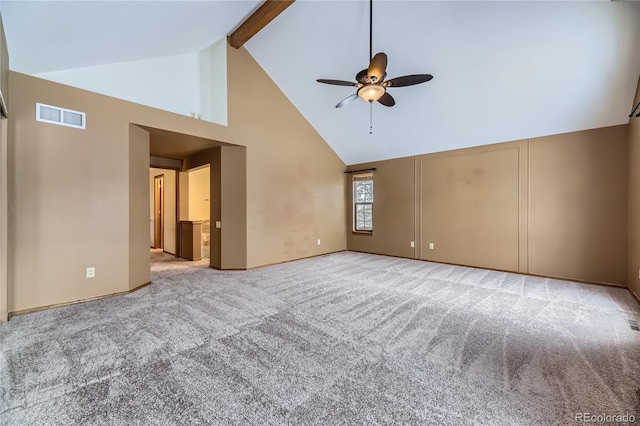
[133,124,246,280]
[179,165,211,261]
[148,164,210,266]
[153,174,164,249]
[149,167,177,256]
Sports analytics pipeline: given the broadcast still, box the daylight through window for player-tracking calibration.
[353,173,373,232]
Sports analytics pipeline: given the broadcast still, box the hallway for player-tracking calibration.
[150,248,207,266]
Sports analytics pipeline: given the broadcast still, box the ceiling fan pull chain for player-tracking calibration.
[369,102,373,134]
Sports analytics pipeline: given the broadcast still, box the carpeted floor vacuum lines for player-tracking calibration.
[1,251,639,425]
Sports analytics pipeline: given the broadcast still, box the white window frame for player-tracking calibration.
[353,173,373,233]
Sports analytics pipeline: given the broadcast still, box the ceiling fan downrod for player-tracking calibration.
[315,0,434,127]
[369,0,373,62]
[369,0,374,135]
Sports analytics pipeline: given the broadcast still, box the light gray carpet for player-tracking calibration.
[1,251,639,425]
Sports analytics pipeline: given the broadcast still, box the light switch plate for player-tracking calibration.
[215,221,221,229]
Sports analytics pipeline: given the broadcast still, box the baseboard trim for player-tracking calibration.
[629,287,640,306]
[12,251,635,318]
[209,267,246,271]
[8,281,152,319]
[206,250,347,271]
[346,249,628,289]
[130,281,152,292]
[247,250,347,270]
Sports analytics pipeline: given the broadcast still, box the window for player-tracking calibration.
[353,173,373,232]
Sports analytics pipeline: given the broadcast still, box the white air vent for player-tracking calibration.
[36,103,86,129]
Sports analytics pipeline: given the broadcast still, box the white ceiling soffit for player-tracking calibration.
[246,1,640,164]
[1,0,261,74]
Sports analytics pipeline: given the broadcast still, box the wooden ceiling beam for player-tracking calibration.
[228,0,295,49]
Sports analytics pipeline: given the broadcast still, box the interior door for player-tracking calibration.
[154,174,164,249]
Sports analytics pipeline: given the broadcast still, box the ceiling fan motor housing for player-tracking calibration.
[356,69,386,85]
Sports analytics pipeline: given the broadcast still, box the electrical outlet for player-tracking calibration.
[429,243,434,250]
[410,241,415,248]
[215,221,221,229]
[317,239,321,245]
[86,267,95,278]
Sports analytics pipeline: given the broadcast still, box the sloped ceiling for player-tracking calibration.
[3,1,640,165]
[1,0,260,73]
[245,1,640,164]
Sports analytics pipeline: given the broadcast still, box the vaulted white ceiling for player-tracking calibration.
[2,1,640,165]
[1,0,260,74]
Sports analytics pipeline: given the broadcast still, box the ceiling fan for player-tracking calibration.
[316,0,433,110]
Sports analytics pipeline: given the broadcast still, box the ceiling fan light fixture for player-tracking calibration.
[357,84,385,103]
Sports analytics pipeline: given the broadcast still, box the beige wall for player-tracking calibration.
[226,47,346,268]
[184,148,221,267]
[347,157,415,258]
[9,76,132,312]
[188,165,210,221]
[221,145,247,269]
[129,125,150,289]
[163,170,177,255]
[184,146,246,270]
[179,171,189,221]
[628,77,640,297]
[7,44,345,312]
[208,149,223,269]
[529,127,628,284]
[418,141,528,272]
[347,126,628,286]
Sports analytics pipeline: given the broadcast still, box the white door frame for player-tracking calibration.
[1,118,8,322]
